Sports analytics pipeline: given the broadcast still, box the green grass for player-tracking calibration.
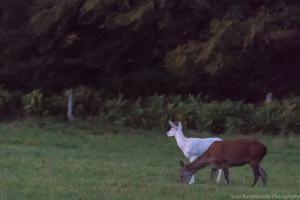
[0,120,299,199]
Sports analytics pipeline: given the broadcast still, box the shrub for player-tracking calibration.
[74,87,103,116]
[0,88,13,116]
[22,90,44,116]
[0,88,22,118]
[43,94,66,116]
[0,87,299,135]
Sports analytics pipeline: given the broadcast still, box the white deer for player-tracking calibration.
[166,121,224,184]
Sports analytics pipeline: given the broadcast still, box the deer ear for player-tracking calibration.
[168,120,175,128]
[180,160,185,167]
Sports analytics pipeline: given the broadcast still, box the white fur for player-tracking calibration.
[167,121,224,184]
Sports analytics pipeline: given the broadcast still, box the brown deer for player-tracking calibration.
[179,139,267,187]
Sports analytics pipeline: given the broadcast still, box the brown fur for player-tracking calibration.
[180,139,267,186]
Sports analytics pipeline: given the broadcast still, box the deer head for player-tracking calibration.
[166,121,183,137]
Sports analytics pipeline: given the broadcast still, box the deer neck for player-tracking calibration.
[175,131,187,151]
[185,157,207,175]
[185,159,207,175]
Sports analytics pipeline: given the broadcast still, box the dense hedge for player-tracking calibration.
[0,87,299,135]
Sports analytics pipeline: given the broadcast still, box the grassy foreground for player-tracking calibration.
[0,120,299,200]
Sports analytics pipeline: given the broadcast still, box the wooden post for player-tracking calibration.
[265,92,273,105]
[66,89,74,121]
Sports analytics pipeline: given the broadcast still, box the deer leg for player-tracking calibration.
[189,175,195,184]
[188,158,197,184]
[250,164,260,187]
[188,160,209,184]
[216,169,223,184]
[210,168,217,181]
[223,168,229,184]
[259,166,267,185]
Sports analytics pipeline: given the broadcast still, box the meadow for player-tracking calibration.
[0,120,299,200]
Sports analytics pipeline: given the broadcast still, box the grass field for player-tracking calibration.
[0,120,299,200]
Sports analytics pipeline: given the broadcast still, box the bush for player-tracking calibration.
[0,88,22,118]
[43,94,66,116]
[0,87,299,135]
[22,90,44,116]
[74,87,103,116]
[0,88,14,116]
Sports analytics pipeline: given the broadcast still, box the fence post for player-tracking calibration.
[66,89,74,121]
[265,92,273,105]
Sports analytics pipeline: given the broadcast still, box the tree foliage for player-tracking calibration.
[0,0,300,100]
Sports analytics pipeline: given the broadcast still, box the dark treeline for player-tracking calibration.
[1,0,300,101]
